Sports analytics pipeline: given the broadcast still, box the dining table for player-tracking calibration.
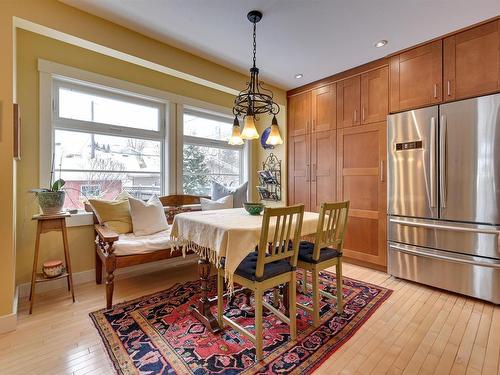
[170,207,321,333]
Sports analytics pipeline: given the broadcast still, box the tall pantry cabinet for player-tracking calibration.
[288,67,388,268]
[288,84,336,213]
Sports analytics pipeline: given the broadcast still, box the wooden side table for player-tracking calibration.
[29,213,75,314]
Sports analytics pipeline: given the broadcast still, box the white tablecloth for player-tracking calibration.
[170,208,320,289]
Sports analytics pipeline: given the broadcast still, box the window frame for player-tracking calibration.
[51,78,167,204]
[179,106,246,195]
[39,59,254,226]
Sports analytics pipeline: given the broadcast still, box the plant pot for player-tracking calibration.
[37,191,65,215]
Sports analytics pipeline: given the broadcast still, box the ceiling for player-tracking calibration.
[61,0,500,90]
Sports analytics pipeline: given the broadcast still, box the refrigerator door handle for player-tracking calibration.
[430,117,437,208]
[440,115,447,208]
[389,243,500,269]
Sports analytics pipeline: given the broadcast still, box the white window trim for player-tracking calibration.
[38,59,253,227]
[177,104,249,197]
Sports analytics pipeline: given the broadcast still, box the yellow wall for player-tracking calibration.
[1,0,287,316]
[254,112,288,206]
[0,10,16,317]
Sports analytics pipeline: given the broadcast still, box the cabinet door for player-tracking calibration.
[312,84,336,132]
[288,135,311,211]
[310,130,336,212]
[444,20,500,101]
[288,91,311,137]
[337,76,361,128]
[390,40,442,112]
[361,67,389,124]
[337,122,387,267]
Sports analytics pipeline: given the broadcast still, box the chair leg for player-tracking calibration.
[336,260,343,314]
[312,269,320,327]
[95,249,103,285]
[217,270,224,327]
[289,272,297,340]
[255,289,263,361]
[105,255,116,310]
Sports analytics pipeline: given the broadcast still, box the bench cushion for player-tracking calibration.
[113,228,175,256]
[298,241,341,264]
[234,251,293,281]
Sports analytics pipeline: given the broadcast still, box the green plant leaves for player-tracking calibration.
[51,178,66,192]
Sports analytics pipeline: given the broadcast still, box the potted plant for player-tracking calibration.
[31,179,66,215]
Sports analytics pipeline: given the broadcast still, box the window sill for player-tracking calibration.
[66,211,94,228]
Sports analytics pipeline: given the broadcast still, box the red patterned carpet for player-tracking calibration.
[90,271,391,374]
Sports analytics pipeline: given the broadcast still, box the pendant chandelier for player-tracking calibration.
[228,10,283,146]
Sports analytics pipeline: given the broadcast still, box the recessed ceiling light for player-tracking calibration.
[295,73,303,79]
[374,40,388,48]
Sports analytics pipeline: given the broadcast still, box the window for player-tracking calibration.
[53,80,165,210]
[182,109,244,196]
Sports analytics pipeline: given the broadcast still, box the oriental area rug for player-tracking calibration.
[90,271,391,374]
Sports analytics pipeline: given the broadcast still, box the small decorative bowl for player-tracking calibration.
[243,202,265,215]
[43,259,64,278]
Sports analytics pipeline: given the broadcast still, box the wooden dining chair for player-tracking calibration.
[297,201,349,327]
[217,204,305,361]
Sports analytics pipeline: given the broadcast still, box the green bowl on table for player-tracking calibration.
[243,202,265,215]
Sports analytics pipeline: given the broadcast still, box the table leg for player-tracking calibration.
[29,222,42,314]
[283,282,290,316]
[191,256,221,333]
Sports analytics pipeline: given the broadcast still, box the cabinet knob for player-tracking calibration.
[447,81,451,96]
[433,84,438,99]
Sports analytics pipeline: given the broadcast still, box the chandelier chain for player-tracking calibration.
[252,21,257,68]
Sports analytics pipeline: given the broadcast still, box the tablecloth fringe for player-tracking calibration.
[171,237,235,295]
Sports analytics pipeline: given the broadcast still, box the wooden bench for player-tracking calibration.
[87,194,208,309]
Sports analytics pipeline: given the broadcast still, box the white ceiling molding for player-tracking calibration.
[13,16,240,96]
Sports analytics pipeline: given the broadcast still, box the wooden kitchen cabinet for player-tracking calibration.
[288,91,311,137]
[361,67,389,124]
[337,122,387,267]
[337,76,361,128]
[288,130,336,212]
[310,130,336,212]
[389,40,442,113]
[444,20,500,101]
[312,84,336,132]
[288,134,311,211]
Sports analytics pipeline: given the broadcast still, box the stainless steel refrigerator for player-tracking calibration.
[387,93,500,304]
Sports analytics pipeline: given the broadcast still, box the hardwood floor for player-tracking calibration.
[0,260,499,375]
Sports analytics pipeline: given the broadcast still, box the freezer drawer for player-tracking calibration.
[388,242,500,304]
[388,216,500,259]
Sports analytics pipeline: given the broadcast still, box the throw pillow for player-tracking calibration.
[129,195,169,236]
[88,197,132,234]
[114,190,132,200]
[211,181,248,208]
[200,195,233,211]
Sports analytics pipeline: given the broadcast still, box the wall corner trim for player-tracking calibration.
[0,286,18,335]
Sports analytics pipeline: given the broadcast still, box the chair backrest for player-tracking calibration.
[312,201,350,261]
[159,194,210,207]
[255,204,305,279]
[159,194,211,224]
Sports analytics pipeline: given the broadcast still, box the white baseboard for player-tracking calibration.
[18,254,198,298]
[0,286,19,334]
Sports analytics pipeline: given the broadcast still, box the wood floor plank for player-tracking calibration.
[482,307,500,375]
[0,262,498,375]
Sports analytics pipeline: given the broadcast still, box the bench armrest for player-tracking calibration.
[94,224,119,243]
